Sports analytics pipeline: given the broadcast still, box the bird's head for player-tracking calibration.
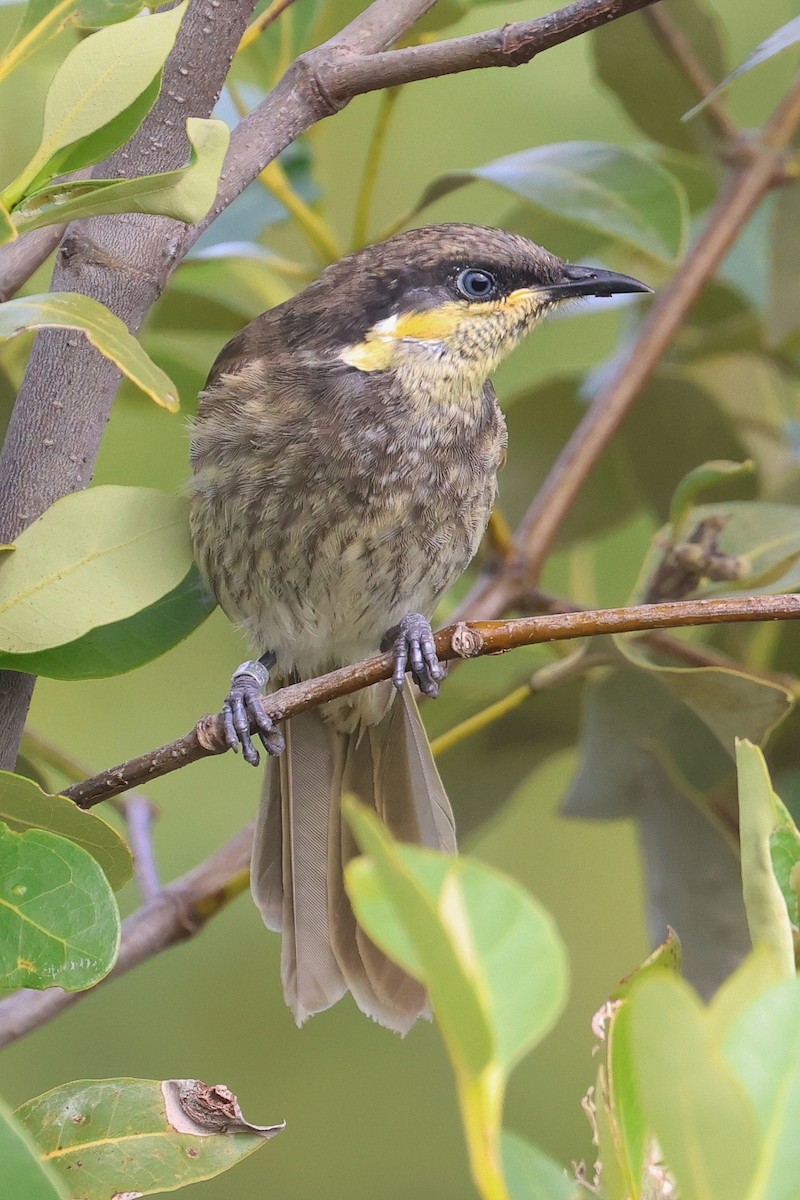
[289,223,651,393]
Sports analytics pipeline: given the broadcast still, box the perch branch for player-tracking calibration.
[61,593,800,810]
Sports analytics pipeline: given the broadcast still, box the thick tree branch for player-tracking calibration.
[459,75,800,621]
[60,594,800,810]
[0,822,253,1050]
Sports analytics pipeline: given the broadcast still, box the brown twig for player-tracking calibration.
[458,75,800,621]
[0,823,254,1050]
[61,594,800,810]
[644,6,739,143]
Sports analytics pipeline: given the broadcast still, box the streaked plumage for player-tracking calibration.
[188,224,650,1029]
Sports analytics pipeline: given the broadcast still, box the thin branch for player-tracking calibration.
[119,792,162,903]
[60,594,800,810]
[0,823,254,1050]
[458,75,800,620]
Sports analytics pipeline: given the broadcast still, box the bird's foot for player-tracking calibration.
[222,656,285,767]
[384,613,445,698]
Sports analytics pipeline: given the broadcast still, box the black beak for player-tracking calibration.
[543,263,653,301]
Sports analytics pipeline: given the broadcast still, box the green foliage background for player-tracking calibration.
[0,0,797,1196]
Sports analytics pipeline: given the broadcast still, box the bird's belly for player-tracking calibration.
[194,473,495,678]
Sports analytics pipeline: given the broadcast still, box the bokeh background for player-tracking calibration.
[0,0,796,1195]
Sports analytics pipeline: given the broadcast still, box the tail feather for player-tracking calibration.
[250,685,456,1031]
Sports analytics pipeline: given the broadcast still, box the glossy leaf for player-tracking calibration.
[685,15,800,120]
[0,770,132,889]
[0,293,178,408]
[736,740,796,976]
[16,1078,282,1198]
[723,977,800,1200]
[592,0,727,152]
[3,2,187,204]
[0,1094,68,1200]
[0,486,193,654]
[709,944,787,1042]
[14,116,230,232]
[0,820,119,991]
[629,974,759,1200]
[78,0,149,27]
[0,564,216,680]
[415,142,688,264]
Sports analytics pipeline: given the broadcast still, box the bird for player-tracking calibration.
[188,223,650,1031]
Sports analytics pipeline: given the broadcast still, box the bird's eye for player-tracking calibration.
[456,268,497,301]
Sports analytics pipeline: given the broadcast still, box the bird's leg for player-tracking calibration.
[383,612,445,698]
[222,650,285,766]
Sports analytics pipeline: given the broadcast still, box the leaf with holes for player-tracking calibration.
[16,1079,282,1198]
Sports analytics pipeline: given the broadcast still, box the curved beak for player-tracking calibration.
[543,263,653,301]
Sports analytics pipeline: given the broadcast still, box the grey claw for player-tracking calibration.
[385,613,443,699]
[221,659,282,766]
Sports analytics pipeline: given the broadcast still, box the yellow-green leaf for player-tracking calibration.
[0,770,132,889]
[0,293,178,408]
[14,116,230,232]
[3,2,187,205]
[16,1079,282,1198]
[735,739,796,977]
[0,486,193,654]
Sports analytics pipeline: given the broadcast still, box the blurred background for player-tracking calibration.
[1,0,797,1195]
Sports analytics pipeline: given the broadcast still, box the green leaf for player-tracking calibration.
[0,1093,68,1200]
[0,293,178,408]
[415,142,687,265]
[14,116,230,232]
[0,0,80,87]
[723,977,800,1200]
[0,564,216,679]
[0,820,119,990]
[0,769,132,889]
[709,944,787,1042]
[592,0,727,152]
[28,70,162,187]
[735,740,796,977]
[685,16,800,121]
[501,1130,582,1200]
[345,802,568,1200]
[604,1001,648,1200]
[16,1078,282,1198]
[611,927,682,1002]
[629,974,759,1200]
[668,459,754,540]
[614,649,794,756]
[0,486,194,654]
[3,1,187,204]
[77,0,149,27]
